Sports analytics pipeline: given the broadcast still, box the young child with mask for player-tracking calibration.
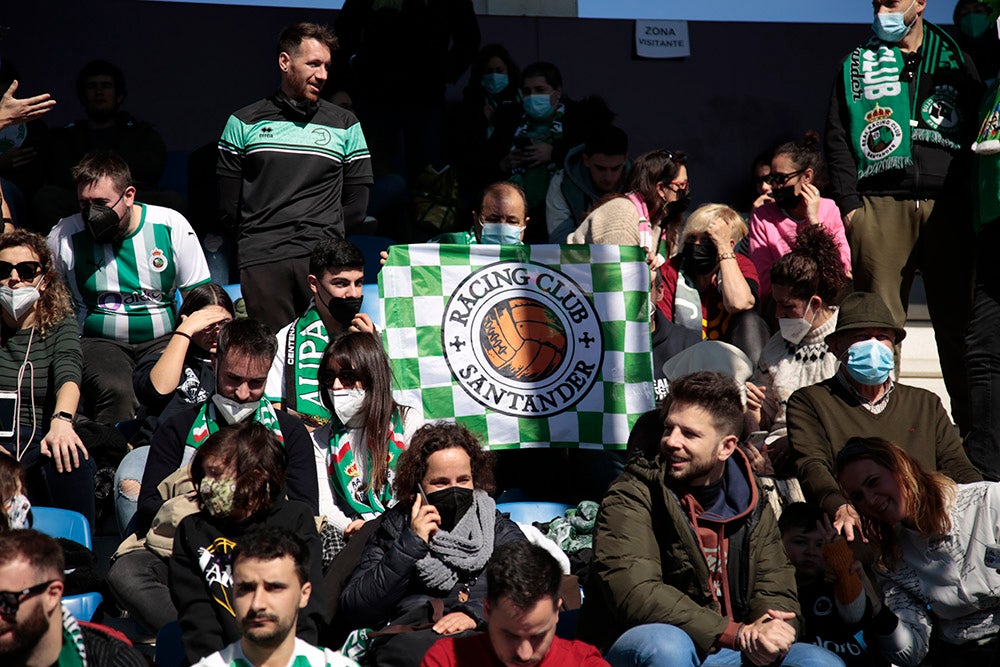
[749,132,852,300]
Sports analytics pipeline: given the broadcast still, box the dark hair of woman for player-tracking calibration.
[772,131,827,189]
[835,436,955,569]
[178,283,235,320]
[469,44,521,92]
[392,422,495,504]
[191,422,288,522]
[769,224,849,305]
[0,230,73,334]
[627,150,688,218]
[319,332,404,490]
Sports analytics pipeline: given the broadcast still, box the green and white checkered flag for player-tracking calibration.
[380,243,655,450]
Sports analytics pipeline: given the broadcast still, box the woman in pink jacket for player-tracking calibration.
[749,132,852,299]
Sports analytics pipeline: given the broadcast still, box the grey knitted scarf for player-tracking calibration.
[416,490,496,593]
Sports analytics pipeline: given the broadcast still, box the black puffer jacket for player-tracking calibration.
[339,495,525,630]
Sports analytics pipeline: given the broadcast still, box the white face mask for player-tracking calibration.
[211,393,258,425]
[327,388,366,426]
[5,493,30,529]
[777,303,817,345]
[0,285,40,320]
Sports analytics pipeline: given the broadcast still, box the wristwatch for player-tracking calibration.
[52,411,74,423]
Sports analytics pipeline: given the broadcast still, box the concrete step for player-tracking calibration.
[899,321,950,416]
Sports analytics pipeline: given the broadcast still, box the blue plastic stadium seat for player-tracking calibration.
[360,283,384,329]
[347,234,396,284]
[155,620,184,667]
[63,593,102,622]
[222,283,243,303]
[496,502,573,526]
[31,507,92,549]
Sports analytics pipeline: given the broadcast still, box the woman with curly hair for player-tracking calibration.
[748,132,852,299]
[836,437,1000,667]
[340,422,525,666]
[0,230,96,524]
[745,225,850,473]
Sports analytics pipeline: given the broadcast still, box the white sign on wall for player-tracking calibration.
[635,20,690,59]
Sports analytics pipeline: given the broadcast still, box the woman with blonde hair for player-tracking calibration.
[836,437,1000,666]
[656,203,769,364]
[0,230,96,525]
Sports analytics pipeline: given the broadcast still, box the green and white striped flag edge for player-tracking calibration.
[379,243,655,451]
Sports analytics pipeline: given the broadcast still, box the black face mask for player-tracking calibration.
[681,242,718,276]
[318,291,363,327]
[771,185,803,211]
[664,192,691,220]
[82,191,126,244]
[425,486,474,533]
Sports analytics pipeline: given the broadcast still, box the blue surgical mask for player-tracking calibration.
[481,72,509,96]
[844,339,894,386]
[872,0,917,43]
[523,94,553,120]
[480,222,523,245]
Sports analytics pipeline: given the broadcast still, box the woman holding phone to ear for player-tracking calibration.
[340,422,525,667]
[0,230,95,525]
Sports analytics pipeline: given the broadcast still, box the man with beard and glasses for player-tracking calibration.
[194,527,357,667]
[578,371,843,667]
[107,318,317,639]
[47,150,210,425]
[218,22,372,333]
[0,529,145,667]
[266,239,375,429]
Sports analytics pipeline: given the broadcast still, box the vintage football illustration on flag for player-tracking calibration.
[379,243,655,450]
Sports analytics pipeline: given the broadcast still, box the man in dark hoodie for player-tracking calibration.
[545,124,630,243]
[580,371,843,667]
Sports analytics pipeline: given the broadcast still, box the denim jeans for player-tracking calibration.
[606,623,845,667]
[114,446,149,537]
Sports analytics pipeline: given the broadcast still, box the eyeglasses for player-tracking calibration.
[0,580,57,618]
[319,367,359,388]
[765,169,805,187]
[0,261,42,281]
[667,180,689,193]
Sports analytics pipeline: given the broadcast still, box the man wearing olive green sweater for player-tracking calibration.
[787,292,982,543]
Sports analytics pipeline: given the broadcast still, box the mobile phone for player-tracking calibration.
[747,430,768,451]
[417,484,430,505]
[0,391,17,438]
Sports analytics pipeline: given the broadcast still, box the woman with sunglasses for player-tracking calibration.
[836,437,1000,667]
[748,133,852,299]
[0,230,96,525]
[312,332,420,540]
[569,150,691,267]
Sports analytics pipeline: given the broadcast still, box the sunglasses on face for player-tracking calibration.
[0,579,57,618]
[0,261,42,282]
[319,367,359,388]
[765,169,805,187]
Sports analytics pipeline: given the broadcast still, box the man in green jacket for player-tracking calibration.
[579,371,843,667]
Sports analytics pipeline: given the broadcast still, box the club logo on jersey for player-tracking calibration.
[150,248,168,273]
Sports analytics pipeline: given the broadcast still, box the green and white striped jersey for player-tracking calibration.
[194,638,359,667]
[48,203,211,343]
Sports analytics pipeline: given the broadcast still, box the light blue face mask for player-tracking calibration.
[844,338,894,386]
[481,72,509,96]
[523,93,554,120]
[480,222,523,245]
[873,0,917,43]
